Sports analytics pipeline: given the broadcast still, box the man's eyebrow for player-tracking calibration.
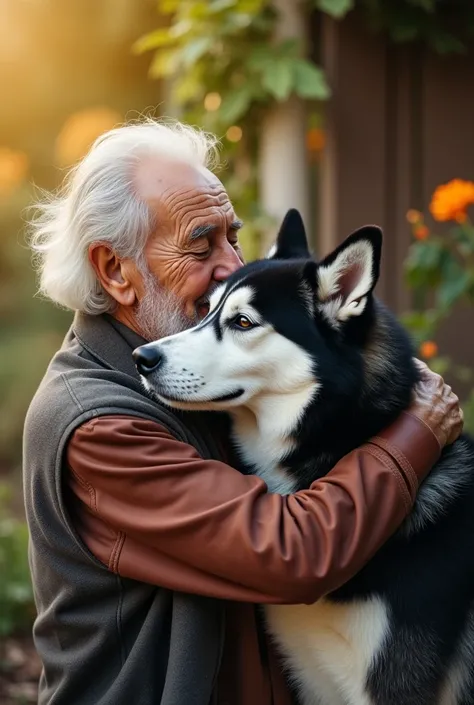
[189,224,217,241]
[189,219,244,241]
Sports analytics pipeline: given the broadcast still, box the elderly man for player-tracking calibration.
[24,119,462,705]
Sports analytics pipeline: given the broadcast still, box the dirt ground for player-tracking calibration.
[0,635,40,705]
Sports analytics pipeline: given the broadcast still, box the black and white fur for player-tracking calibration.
[134,210,474,705]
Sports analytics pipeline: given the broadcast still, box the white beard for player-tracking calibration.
[135,268,197,342]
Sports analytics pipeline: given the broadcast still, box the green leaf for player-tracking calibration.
[400,310,439,342]
[277,38,300,58]
[455,365,474,383]
[149,49,179,78]
[221,12,255,31]
[292,60,331,99]
[180,37,213,66]
[186,1,217,19]
[261,60,294,101]
[431,33,466,55]
[132,28,176,54]
[236,0,266,12]
[169,20,193,39]
[401,311,431,332]
[158,0,181,14]
[436,270,471,309]
[408,0,436,12]
[391,24,419,43]
[428,356,451,377]
[315,0,354,19]
[404,240,444,288]
[452,225,474,249]
[247,45,274,71]
[172,73,204,104]
[219,86,253,122]
[209,0,238,12]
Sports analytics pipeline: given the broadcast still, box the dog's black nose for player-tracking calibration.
[132,345,164,376]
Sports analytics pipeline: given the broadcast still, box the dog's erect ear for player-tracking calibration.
[310,225,382,326]
[268,209,311,260]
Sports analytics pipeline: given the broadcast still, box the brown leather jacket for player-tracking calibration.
[66,411,440,704]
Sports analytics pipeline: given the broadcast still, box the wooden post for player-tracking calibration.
[317,11,474,380]
[258,0,311,252]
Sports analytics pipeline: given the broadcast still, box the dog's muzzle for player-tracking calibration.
[132,344,165,376]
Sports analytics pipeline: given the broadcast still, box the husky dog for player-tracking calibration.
[133,210,474,705]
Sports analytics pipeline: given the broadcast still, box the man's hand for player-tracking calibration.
[410,358,464,447]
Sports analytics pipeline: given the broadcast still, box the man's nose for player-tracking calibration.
[213,243,244,281]
[132,344,164,376]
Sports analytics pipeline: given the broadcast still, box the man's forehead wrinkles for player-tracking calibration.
[162,184,229,217]
[179,197,231,218]
[170,194,231,221]
[183,201,232,234]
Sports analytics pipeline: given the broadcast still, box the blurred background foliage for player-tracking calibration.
[0,0,160,478]
[402,181,474,431]
[1,3,166,684]
[133,0,474,256]
[0,483,34,637]
[0,2,473,685]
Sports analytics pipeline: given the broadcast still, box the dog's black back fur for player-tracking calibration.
[222,211,474,704]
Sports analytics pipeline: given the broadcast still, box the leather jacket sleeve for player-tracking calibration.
[66,412,440,605]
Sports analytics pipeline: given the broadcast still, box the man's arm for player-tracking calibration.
[66,412,440,605]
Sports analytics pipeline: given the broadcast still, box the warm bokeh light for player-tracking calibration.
[0,148,29,196]
[226,125,242,142]
[306,127,325,153]
[204,92,221,111]
[406,209,421,224]
[54,107,123,166]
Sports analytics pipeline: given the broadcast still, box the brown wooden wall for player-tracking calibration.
[317,12,474,370]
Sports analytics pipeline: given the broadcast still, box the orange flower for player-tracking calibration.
[414,224,429,240]
[406,209,422,224]
[429,179,474,222]
[420,341,438,359]
[306,128,325,153]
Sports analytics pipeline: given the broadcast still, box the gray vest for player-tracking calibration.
[23,312,230,705]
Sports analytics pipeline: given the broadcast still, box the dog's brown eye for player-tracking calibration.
[233,315,254,330]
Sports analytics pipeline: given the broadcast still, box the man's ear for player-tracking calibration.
[309,225,382,327]
[267,209,311,260]
[88,243,138,307]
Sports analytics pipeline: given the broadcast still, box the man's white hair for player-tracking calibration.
[29,118,220,314]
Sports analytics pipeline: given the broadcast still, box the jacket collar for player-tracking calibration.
[72,312,147,379]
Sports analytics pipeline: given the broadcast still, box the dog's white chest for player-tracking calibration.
[232,419,297,494]
[265,597,389,705]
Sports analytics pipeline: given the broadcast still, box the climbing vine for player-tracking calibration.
[133,0,333,256]
[133,1,330,130]
[134,0,474,133]
[133,0,474,256]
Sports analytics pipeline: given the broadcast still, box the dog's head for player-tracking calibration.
[134,210,414,433]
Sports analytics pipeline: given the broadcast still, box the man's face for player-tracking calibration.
[133,157,244,339]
